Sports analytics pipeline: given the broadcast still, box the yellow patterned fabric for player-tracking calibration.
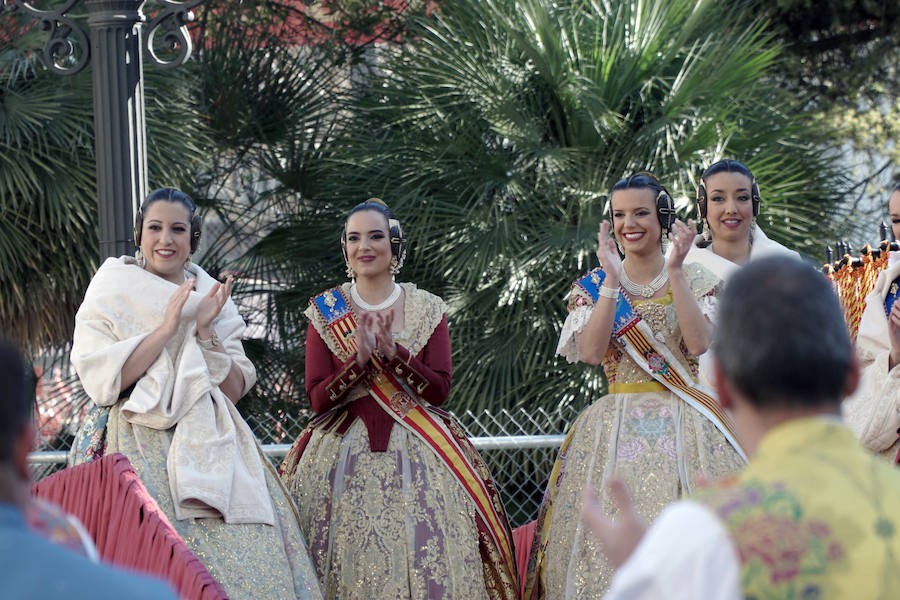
[526,271,745,600]
[695,418,900,599]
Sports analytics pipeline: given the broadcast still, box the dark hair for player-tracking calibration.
[0,340,31,462]
[342,198,407,267]
[347,198,396,229]
[133,188,202,253]
[713,256,852,409]
[609,172,676,232]
[701,159,754,183]
[892,183,900,192]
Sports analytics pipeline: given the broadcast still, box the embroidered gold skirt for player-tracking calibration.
[98,406,323,600]
[284,418,515,600]
[527,389,745,599]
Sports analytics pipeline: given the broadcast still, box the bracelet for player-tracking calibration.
[597,285,619,300]
[197,330,220,350]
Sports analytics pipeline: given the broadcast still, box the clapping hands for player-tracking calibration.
[160,274,234,342]
[666,219,700,271]
[597,221,623,281]
[196,275,234,332]
[356,311,397,367]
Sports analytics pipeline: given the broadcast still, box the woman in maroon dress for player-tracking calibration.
[280,199,518,600]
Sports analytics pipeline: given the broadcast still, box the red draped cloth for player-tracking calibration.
[513,520,537,598]
[32,453,228,600]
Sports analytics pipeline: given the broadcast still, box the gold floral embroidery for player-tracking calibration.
[305,284,445,361]
[101,407,323,600]
[288,421,494,600]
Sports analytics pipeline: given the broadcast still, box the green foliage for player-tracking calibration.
[187,2,356,418]
[761,0,900,237]
[232,0,851,415]
[0,15,208,349]
[763,0,900,107]
[1,0,865,426]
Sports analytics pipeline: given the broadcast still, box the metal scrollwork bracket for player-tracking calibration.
[1,0,91,75]
[143,0,206,69]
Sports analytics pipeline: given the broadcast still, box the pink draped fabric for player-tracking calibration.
[513,520,536,598]
[32,453,228,600]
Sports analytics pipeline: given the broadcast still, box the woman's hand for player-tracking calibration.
[597,221,623,282]
[161,278,195,337]
[374,312,397,361]
[196,275,234,338]
[121,278,194,393]
[356,312,377,367]
[666,219,698,272]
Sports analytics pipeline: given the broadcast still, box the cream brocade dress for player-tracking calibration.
[69,257,323,600]
[527,265,746,599]
[99,411,321,599]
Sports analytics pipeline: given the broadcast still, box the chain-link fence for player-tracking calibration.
[242,405,581,527]
[31,362,583,528]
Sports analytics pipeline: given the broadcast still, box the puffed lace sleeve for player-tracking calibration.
[556,284,596,364]
[842,283,900,452]
[684,262,722,388]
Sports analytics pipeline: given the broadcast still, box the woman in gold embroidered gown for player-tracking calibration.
[279,199,518,600]
[69,188,323,600]
[525,174,746,599]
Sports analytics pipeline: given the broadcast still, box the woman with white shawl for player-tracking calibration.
[69,188,322,600]
[842,184,900,461]
[682,160,800,385]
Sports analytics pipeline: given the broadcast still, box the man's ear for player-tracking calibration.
[13,422,35,482]
[842,353,861,400]
[712,357,734,412]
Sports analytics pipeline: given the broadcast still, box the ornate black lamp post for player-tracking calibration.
[2,0,207,258]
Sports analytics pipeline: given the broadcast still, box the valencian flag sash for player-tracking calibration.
[575,268,747,461]
[310,287,518,583]
[886,274,899,317]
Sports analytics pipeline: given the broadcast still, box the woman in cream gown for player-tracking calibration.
[682,159,800,385]
[842,184,900,461]
[683,159,800,279]
[70,188,322,600]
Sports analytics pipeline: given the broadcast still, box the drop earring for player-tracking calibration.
[136,249,146,268]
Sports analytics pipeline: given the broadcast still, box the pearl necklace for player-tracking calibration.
[350,282,402,311]
[619,262,669,298]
